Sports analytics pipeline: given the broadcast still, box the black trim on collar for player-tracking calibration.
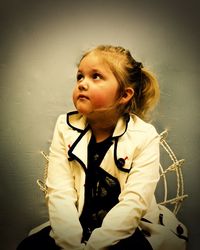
[68,126,90,173]
[114,137,130,173]
[112,114,130,139]
[66,111,84,132]
[67,111,130,138]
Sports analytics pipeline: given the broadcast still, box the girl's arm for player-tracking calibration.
[85,127,160,250]
[45,115,85,250]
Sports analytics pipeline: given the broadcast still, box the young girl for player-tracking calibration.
[17,45,186,250]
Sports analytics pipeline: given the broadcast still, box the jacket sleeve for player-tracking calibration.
[85,126,160,250]
[45,115,85,250]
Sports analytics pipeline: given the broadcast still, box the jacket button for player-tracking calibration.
[116,158,125,168]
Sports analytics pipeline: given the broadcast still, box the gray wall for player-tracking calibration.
[0,0,199,249]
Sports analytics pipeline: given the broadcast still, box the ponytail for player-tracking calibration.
[118,57,160,121]
[133,67,160,121]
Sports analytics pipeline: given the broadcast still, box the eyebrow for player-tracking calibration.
[77,68,103,74]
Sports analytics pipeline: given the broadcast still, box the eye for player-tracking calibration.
[92,73,101,80]
[77,73,84,81]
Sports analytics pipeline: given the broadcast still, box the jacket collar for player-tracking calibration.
[66,111,130,138]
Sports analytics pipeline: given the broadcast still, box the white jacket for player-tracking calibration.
[45,111,186,250]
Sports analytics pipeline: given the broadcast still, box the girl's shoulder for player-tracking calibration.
[129,114,158,135]
[127,115,159,149]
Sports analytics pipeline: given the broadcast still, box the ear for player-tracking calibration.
[119,87,134,105]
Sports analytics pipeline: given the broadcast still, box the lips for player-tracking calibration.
[78,94,89,100]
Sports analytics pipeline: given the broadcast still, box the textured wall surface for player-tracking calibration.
[0,0,199,249]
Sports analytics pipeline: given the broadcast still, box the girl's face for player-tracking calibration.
[72,52,120,118]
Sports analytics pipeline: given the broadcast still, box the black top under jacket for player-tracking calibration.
[79,134,121,242]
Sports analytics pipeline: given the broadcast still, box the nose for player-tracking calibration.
[78,79,89,91]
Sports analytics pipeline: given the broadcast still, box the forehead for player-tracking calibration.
[78,51,109,70]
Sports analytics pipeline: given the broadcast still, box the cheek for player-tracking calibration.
[72,87,77,103]
[91,90,117,108]
[93,95,106,107]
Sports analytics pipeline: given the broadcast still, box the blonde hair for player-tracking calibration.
[79,45,160,121]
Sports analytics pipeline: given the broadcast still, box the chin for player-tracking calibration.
[76,107,92,116]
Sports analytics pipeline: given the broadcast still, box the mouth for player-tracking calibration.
[78,94,89,100]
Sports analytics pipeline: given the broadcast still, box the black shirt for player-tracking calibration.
[79,134,121,242]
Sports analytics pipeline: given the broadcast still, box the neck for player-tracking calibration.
[87,112,119,142]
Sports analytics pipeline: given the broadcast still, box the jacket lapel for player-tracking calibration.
[67,111,134,174]
[68,127,91,171]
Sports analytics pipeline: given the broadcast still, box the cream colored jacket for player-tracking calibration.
[46,111,161,250]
